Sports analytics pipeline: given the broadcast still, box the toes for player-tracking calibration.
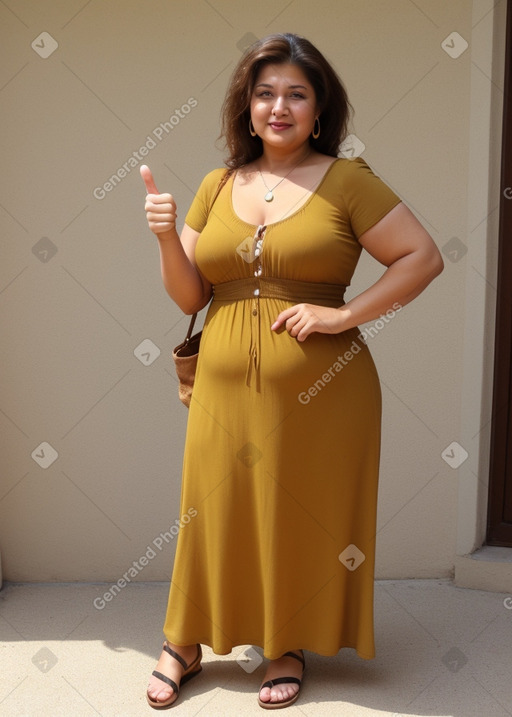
[259,686,271,702]
[269,684,298,703]
[148,687,171,701]
[147,679,174,702]
[260,683,299,704]
[150,688,175,704]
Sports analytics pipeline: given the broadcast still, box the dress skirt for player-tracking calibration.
[162,158,401,659]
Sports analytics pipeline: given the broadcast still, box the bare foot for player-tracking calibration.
[146,641,199,705]
[258,650,304,706]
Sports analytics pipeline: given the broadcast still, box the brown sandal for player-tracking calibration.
[258,650,305,709]
[146,642,202,709]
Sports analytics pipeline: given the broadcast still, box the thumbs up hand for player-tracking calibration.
[140,164,177,240]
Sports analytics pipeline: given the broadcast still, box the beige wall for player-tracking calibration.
[0,0,507,582]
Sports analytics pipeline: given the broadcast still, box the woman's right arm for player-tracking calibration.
[140,164,212,314]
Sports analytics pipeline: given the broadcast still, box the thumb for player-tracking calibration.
[140,164,159,194]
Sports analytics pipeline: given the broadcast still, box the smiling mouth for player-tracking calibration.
[269,122,292,129]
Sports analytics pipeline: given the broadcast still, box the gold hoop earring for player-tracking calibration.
[312,117,320,139]
[249,119,257,137]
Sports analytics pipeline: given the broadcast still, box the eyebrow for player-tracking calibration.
[255,83,309,90]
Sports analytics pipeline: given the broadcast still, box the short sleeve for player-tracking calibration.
[185,168,227,233]
[340,158,402,239]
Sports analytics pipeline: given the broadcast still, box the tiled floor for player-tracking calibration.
[0,579,511,716]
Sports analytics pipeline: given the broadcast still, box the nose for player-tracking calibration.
[272,95,288,116]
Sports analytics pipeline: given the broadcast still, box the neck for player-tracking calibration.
[259,144,312,173]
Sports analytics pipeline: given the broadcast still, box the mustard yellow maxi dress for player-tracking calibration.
[163,157,401,660]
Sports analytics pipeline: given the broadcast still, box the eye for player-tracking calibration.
[290,92,305,99]
[256,90,272,97]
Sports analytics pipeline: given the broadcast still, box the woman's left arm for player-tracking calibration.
[272,202,444,341]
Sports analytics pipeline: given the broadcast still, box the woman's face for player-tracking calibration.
[250,63,318,152]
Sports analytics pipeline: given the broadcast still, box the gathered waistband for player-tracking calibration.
[212,277,347,307]
[211,277,346,391]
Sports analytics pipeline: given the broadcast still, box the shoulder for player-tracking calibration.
[188,168,229,212]
[185,168,230,230]
[328,156,381,182]
[197,167,229,193]
[327,157,402,237]
[204,167,229,182]
[329,156,400,201]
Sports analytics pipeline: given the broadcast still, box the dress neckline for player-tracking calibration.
[229,157,342,229]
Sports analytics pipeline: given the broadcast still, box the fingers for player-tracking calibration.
[271,306,295,331]
[140,164,159,195]
[140,164,177,238]
[141,164,175,215]
[272,304,340,341]
[144,199,177,236]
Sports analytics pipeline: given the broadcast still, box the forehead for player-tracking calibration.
[254,63,312,88]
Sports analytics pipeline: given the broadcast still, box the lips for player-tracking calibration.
[269,122,292,130]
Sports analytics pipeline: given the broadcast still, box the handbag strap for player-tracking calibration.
[209,168,232,210]
[184,312,197,342]
[184,169,232,335]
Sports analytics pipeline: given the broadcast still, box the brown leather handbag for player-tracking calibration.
[171,169,231,407]
[172,312,202,408]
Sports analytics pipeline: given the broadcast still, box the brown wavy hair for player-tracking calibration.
[220,33,352,169]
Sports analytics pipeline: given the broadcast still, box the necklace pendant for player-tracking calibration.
[264,191,274,202]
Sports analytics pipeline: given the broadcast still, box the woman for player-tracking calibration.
[142,33,443,710]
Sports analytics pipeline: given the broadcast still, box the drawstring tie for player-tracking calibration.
[212,228,347,390]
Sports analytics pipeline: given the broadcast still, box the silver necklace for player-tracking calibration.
[258,152,311,202]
